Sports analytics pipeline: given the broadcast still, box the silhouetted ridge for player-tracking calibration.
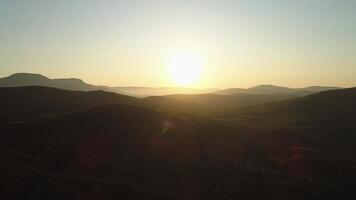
[0,73,341,97]
[303,86,341,92]
[0,73,101,92]
[0,86,139,124]
[9,73,49,80]
[231,87,356,123]
[215,84,341,96]
[0,73,217,96]
[0,86,355,199]
[143,93,295,115]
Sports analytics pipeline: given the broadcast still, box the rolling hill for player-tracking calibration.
[0,86,139,124]
[114,86,218,97]
[235,87,356,119]
[227,87,356,171]
[0,88,356,200]
[0,73,340,97]
[0,73,112,91]
[0,86,355,199]
[0,73,217,97]
[215,84,340,96]
[0,103,348,200]
[143,93,296,115]
[0,86,300,123]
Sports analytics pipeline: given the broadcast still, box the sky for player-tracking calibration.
[0,0,355,88]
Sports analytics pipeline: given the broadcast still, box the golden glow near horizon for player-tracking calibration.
[0,1,356,88]
[167,51,203,87]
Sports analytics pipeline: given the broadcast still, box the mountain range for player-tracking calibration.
[1,73,355,199]
[214,84,340,96]
[0,73,216,97]
[0,84,355,199]
[0,73,340,97]
[0,86,299,123]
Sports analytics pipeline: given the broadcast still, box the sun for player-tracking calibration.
[167,52,203,87]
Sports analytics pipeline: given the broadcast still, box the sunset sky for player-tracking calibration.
[0,0,355,88]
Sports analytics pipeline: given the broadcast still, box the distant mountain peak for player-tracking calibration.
[55,78,87,84]
[249,84,290,89]
[0,73,98,92]
[8,73,49,80]
[303,86,341,92]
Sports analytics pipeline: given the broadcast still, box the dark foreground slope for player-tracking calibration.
[232,87,356,128]
[0,104,255,200]
[228,88,356,159]
[0,87,356,199]
[224,88,356,198]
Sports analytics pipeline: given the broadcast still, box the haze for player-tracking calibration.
[1,0,355,88]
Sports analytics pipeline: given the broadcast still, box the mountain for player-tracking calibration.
[0,73,218,97]
[0,104,196,199]
[114,86,218,97]
[302,86,341,92]
[227,87,356,161]
[0,73,340,98]
[0,103,265,200]
[0,86,296,123]
[215,85,299,95]
[236,87,356,118]
[143,93,296,115]
[214,84,340,96]
[0,73,110,91]
[246,85,298,94]
[0,86,139,124]
[223,87,356,198]
[0,87,356,199]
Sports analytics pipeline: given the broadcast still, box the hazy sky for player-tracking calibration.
[1,0,355,88]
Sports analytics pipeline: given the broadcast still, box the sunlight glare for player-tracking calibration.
[167,52,203,86]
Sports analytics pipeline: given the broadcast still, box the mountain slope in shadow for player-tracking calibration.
[0,73,340,97]
[0,73,108,91]
[113,86,218,97]
[0,86,139,124]
[215,84,340,96]
[1,87,356,199]
[231,87,356,197]
[2,102,349,200]
[143,93,296,115]
[235,87,356,119]
[0,103,251,200]
[0,86,299,123]
[0,73,217,97]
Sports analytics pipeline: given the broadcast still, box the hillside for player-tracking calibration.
[0,85,299,124]
[143,93,296,115]
[0,73,217,97]
[0,88,356,199]
[0,73,340,97]
[0,73,112,91]
[0,86,139,124]
[3,102,355,199]
[114,86,218,97]
[0,103,253,200]
[215,84,340,96]
[235,87,356,119]
[226,87,356,172]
